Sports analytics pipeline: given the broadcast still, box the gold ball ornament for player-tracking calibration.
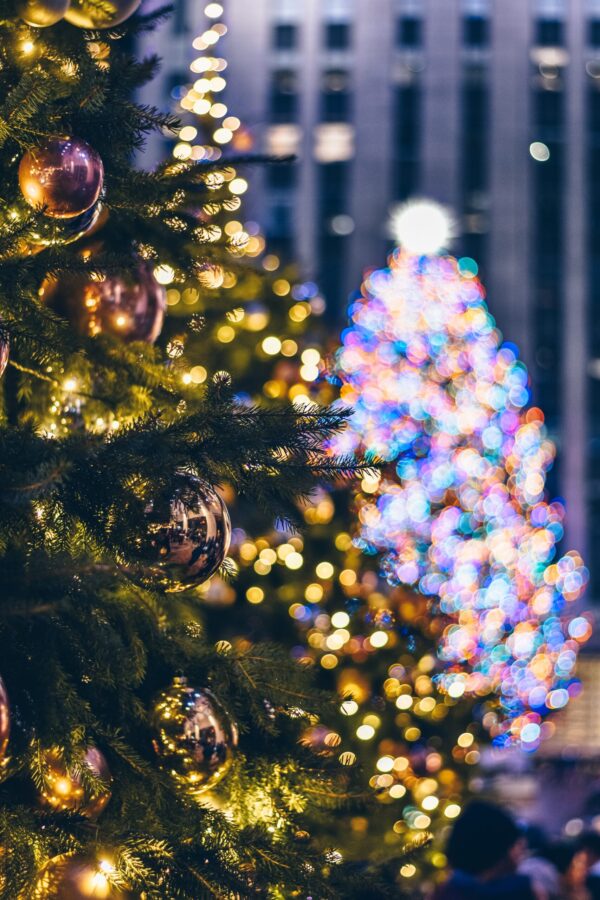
[0,677,9,765]
[32,854,133,899]
[39,262,166,344]
[65,0,141,28]
[141,475,231,592]
[39,747,111,819]
[19,137,104,220]
[18,0,70,26]
[152,677,238,795]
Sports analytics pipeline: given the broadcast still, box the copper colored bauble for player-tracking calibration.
[39,263,165,343]
[65,0,141,28]
[0,327,9,380]
[39,747,111,819]
[18,0,70,25]
[152,677,238,795]
[32,854,132,899]
[19,137,104,219]
[142,475,231,592]
[27,200,103,251]
[0,677,9,765]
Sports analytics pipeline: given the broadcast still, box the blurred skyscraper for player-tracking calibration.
[141,0,600,604]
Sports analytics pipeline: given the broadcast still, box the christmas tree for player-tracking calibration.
[330,200,591,750]
[0,2,373,897]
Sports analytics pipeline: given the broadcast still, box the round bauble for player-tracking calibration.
[65,0,141,28]
[26,200,103,252]
[0,327,9,380]
[18,0,70,26]
[19,137,104,220]
[141,475,231,593]
[40,262,166,343]
[152,677,238,795]
[32,854,132,899]
[0,677,9,766]
[39,746,111,819]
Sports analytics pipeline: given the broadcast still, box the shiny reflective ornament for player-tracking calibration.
[18,0,69,26]
[152,677,238,794]
[65,0,141,28]
[26,200,103,250]
[40,262,166,343]
[166,338,184,359]
[142,476,231,592]
[0,326,9,379]
[19,137,104,219]
[39,747,111,819]
[32,854,132,899]
[0,677,9,765]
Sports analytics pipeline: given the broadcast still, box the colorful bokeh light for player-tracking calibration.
[330,249,590,747]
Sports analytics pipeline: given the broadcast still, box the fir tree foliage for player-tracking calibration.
[0,1,374,896]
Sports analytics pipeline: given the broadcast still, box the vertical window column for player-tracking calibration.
[460,64,489,270]
[587,82,600,596]
[531,86,565,440]
[392,83,421,200]
[317,162,350,317]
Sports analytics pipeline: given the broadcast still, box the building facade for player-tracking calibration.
[141,0,600,606]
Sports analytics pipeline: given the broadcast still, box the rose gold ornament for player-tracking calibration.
[0,677,9,765]
[19,137,104,220]
[18,0,69,26]
[39,746,111,819]
[0,327,9,380]
[65,0,141,29]
[39,262,165,343]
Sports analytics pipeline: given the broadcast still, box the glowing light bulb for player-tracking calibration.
[389,199,455,256]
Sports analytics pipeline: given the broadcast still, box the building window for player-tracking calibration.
[320,69,352,122]
[266,124,302,156]
[265,200,294,258]
[269,69,299,123]
[318,162,350,315]
[392,85,421,200]
[314,123,355,162]
[173,0,187,34]
[461,68,489,269]
[531,85,564,440]
[267,162,297,189]
[397,16,422,47]
[463,15,489,46]
[535,18,564,46]
[587,84,600,598]
[273,23,298,49]
[590,19,600,46]
[325,21,351,49]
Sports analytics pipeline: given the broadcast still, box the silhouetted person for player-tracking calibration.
[572,832,600,899]
[432,801,539,899]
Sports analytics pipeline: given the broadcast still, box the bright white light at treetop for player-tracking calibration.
[389,199,455,256]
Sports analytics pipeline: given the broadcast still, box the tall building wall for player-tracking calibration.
[139,0,600,604]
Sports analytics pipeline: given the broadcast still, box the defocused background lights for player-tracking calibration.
[530,141,550,162]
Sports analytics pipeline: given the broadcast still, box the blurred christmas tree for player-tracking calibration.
[0,1,379,897]
[330,199,590,748]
